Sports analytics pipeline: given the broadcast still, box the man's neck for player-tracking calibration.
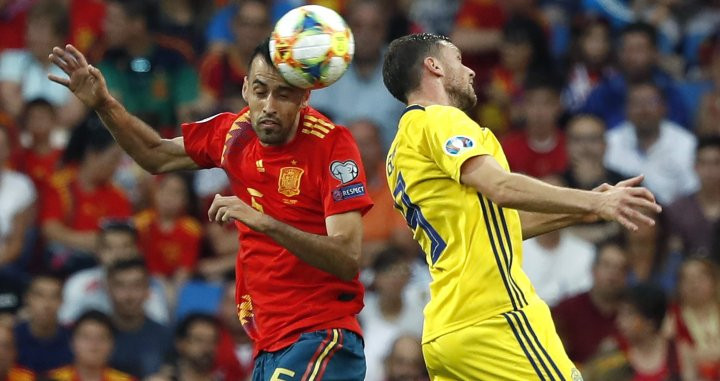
[76,166,97,192]
[378,292,403,318]
[113,314,146,332]
[29,320,58,339]
[76,364,104,381]
[589,289,618,316]
[178,362,212,381]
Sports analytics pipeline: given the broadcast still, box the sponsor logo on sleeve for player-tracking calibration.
[444,136,475,156]
[330,160,359,184]
[332,183,366,201]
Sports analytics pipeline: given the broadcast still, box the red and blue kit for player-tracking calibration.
[182,106,373,355]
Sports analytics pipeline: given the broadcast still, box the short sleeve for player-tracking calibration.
[423,106,493,182]
[321,128,374,218]
[181,112,237,168]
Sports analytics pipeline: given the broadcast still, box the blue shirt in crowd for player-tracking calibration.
[110,317,172,378]
[14,321,72,373]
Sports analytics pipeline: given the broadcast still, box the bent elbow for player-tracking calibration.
[338,258,360,282]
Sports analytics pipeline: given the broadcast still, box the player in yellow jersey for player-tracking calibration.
[381,33,662,381]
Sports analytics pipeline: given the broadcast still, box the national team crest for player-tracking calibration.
[278,167,304,197]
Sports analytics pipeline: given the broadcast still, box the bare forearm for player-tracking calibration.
[494,173,599,214]
[42,222,98,252]
[260,217,359,281]
[519,211,584,240]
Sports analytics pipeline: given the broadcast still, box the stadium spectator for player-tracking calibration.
[669,258,720,381]
[15,99,64,189]
[582,21,689,129]
[0,0,85,128]
[106,258,172,379]
[165,313,231,381]
[584,284,680,381]
[157,0,214,58]
[501,74,568,178]
[197,222,237,283]
[477,16,553,135]
[360,247,424,381]
[0,0,32,53]
[0,125,36,278]
[521,177,595,307]
[407,0,461,36]
[310,0,405,149]
[64,0,107,55]
[665,136,720,259]
[99,0,199,133]
[14,274,71,373]
[562,17,614,113]
[47,310,134,381]
[696,40,720,137]
[384,334,428,381]
[215,282,253,380]
[552,238,628,365]
[346,119,413,267]
[41,119,130,274]
[0,275,23,328]
[58,220,170,326]
[0,325,35,381]
[196,0,270,116]
[605,82,699,205]
[134,173,201,287]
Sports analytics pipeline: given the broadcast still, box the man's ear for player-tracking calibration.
[423,56,444,77]
[301,89,310,108]
[241,77,249,102]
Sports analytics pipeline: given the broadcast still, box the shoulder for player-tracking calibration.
[298,107,343,141]
[47,366,75,380]
[134,210,156,231]
[48,168,76,189]
[178,216,202,237]
[104,368,136,381]
[8,367,35,381]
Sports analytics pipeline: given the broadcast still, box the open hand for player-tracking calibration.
[48,44,113,109]
[208,194,267,232]
[592,175,662,231]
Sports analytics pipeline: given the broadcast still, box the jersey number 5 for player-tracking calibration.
[393,172,447,264]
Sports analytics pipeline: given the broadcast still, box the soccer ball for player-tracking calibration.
[270,5,354,89]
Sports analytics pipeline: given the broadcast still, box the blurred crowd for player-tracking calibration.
[0,0,718,380]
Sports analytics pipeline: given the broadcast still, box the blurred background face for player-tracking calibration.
[524,88,561,133]
[440,43,476,111]
[619,33,656,80]
[25,104,56,142]
[679,260,717,307]
[0,326,14,373]
[155,175,189,218]
[98,230,138,267]
[616,303,653,342]
[232,1,270,54]
[108,268,149,320]
[85,144,123,184]
[386,336,425,381]
[374,260,410,298]
[592,245,628,298]
[347,2,387,61]
[566,117,606,163]
[696,145,720,190]
[27,278,62,328]
[178,322,218,373]
[72,321,114,368]
[501,40,532,73]
[347,120,382,170]
[26,20,61,60]
[581,23,610,66]
[626,85,665,134]
[103,2,130,48]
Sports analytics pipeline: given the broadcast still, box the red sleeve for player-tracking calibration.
[181,112,239,168]
[321,127,374,217]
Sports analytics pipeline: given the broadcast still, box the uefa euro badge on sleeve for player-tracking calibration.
[330,160,359,184]
[278,167,304,197]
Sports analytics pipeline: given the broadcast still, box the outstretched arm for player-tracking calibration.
[48,44,198,174]
[208,195,363,281]
[460,155,661,232]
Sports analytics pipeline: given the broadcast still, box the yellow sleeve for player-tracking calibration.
[423,106,492,182]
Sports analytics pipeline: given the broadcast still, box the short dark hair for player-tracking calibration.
[383,33,451,104]
[593,235,627,267]
[98,218,138,242]
[247,37,273,75]
[175,313,219,340]
[27,273,64,293]
[107,0,159,32]
[621,283,667,331]
[621,21,658,48]
[697,135,720,154]
[72,310,116,338]
[106,258,148,281]
[523,70,564,94]
[21,98,55,124]
[371,246,405,274]
[28,0,69,37]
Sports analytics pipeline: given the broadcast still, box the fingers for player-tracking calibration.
[592,183,612,192]
[627,188,661,211]
[621,206,656,227]
[615,175,645,188]
[49,48,71,75]
[88,65,107,87]
[207,195,240,222]
[617,214,639,232]
[47,74,70,87]
[66,44,88,67]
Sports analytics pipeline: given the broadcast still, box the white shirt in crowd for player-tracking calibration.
[604,119,698,205]
[0,50,72,106]
[59,267,170,325]
[522,232,595,307]
[0,170,35,239]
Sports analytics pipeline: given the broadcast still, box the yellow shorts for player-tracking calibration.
[422,298,583,381]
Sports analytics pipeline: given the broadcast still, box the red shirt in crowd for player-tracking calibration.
[182,106,373,355]
[46,366,134,381]
[16,148,62,188]
[40,168,131,231]
[2,366,35,381]
[68,0,106,54]
[199,50,246,101]
[134,210,202,277]
[501,130,568,178]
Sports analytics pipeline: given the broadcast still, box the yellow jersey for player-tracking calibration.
[386,104,538,343]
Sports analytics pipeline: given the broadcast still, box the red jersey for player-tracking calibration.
[134,210,202,277]
[47,366,134,381]
[40,168,131,231]
[17,148,62,188]
[3,366,35,381]
[182,106,373,354]
[501,130,569,178]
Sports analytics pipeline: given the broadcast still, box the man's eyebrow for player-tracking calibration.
[252,79,267,87]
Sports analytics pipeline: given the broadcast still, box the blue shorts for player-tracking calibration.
[252,329,365,381]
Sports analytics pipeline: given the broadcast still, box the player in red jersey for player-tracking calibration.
[48,39,372,380]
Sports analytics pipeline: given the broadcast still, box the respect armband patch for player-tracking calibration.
[332,183,366,201]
